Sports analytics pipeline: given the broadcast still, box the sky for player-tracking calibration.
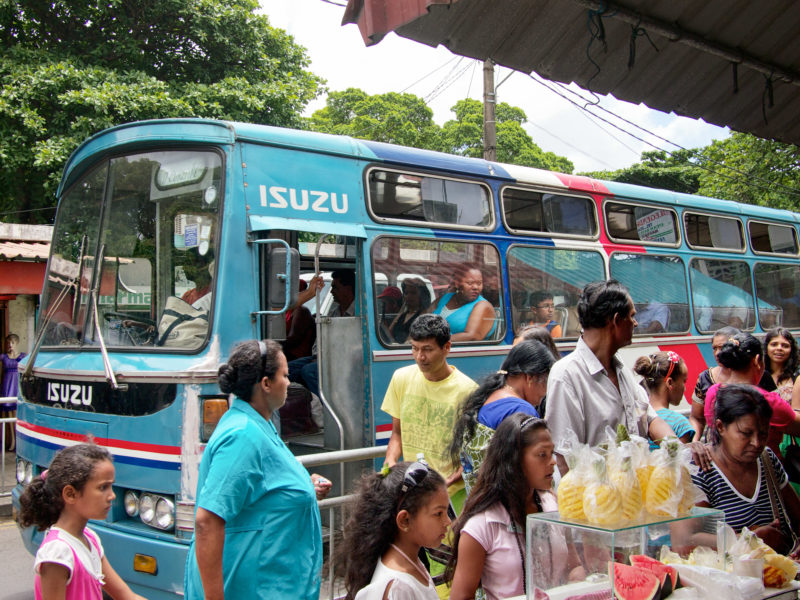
[262,0,730,173]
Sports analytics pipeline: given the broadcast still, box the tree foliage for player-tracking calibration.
[309,88,440,149]
[0,0,323,223]
[695,132,800,210]
[581,149,703,194]
[309,92,574,174]
[440,99,574,173]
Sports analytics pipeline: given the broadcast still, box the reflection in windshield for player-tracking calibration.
[40,150,222,351]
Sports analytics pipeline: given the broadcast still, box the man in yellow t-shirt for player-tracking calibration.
[382,314,477,505]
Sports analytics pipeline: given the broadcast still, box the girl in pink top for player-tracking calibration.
[18,443,145,600]
[447,415,584,600]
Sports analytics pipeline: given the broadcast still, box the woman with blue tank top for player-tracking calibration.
[431,267,497,341]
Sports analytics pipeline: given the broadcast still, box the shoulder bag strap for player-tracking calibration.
[762,449,798,545]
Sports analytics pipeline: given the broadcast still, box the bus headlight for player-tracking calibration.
[16,459,28,484]
[124,490,139,517]
[155,497,175,530]
[139,494,156,525]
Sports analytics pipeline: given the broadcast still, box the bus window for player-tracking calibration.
[367,168,493,230]
[684,212,745,251]
[41,163,106,346]
[609,253,689,334]
[749,221,799,255]
[371,237,503,344]
[604,201,679,245]
[506,246,605,339]
[43,150,222,350]
[754,263,800,329]
[501,187,597,238]
[689,258,755,332]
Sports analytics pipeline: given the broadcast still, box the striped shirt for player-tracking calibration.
[691,448,788,532]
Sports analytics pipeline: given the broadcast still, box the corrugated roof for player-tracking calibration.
[343,0,800,146]
[0,241,50,261]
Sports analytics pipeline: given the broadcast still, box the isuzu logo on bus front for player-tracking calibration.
[47,381,93,406]
[259,185,349,214]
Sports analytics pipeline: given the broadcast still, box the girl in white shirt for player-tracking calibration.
[337,461,451,599]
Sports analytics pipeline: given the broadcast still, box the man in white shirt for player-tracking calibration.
[546,280,676,475]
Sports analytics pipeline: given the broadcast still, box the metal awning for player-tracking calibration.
[343,0,800,146]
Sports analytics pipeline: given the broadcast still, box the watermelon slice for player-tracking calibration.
[610,561,661,600]
[629,555,681,598]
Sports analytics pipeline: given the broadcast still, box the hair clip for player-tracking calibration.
[667,351,681,364]
[40,469,48,481]
[379,463,391,478]
[728,337,740,347]
[497,369,508,375]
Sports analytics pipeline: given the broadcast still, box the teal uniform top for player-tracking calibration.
[184,398,322,599]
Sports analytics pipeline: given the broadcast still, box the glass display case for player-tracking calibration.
[526,507,728,600]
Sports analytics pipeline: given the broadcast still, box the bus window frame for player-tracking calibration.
[41,145,225,355]
[688,256,756,333]
[752,260,800,330]
[370,234,506,348]
[608,251,691,336]
[499,184,600,241]
[683,210,746,254]
[505,242,607,340]
[602,198,681,248]
[363,165,496,232]
[747,218,800,257]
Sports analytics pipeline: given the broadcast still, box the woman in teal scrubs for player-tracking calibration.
[184,339,331,599]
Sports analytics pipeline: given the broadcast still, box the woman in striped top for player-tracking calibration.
[691,384,800,555]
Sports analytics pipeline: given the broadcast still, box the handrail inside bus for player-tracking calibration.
[314,234,346,486]
[249,238,295,317]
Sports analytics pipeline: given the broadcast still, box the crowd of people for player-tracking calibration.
[17,279,800,599]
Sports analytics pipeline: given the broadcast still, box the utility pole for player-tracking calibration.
[483,59,496,161]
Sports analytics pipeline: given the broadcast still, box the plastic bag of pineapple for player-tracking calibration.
[582,451,623,526]
[729,527,799,587]
[555,429,594,521]
[644,439,685,518]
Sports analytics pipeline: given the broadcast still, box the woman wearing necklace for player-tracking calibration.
[447,415,583,600]
[430,266,496,342]
[449,340,554,494]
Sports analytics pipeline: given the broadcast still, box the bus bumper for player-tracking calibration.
[12,485,188,600]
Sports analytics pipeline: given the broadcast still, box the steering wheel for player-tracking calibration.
[103,311,156,345]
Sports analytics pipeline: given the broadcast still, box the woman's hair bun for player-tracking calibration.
[217,362,235,394]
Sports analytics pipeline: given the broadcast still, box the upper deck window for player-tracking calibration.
[367,168,493,230]
[501,188,597,238]
[605,201,679,245]
[749,221,799,255]
[684,212,744,251]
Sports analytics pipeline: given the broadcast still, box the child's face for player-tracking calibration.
[522,430,556,491]
[407,486,451,549]
[73,460,116,521]
[534,298,554,322]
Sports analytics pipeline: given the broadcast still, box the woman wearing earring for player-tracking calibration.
[430,266,496,342]
[184,339,331,600]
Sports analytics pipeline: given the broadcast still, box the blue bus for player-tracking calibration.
[13,118,800,598]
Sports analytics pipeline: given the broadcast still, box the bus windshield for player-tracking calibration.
[40,149,223,350]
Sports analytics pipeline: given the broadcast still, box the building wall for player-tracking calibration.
[7,295,35,354]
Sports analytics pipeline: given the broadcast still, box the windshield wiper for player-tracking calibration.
[86,244,126,391]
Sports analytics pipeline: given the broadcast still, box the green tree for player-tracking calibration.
[696,132,800,210]
[0,0,323,223]
[309,88,441,149]
[440,99,574,173]
[581,149,703,194]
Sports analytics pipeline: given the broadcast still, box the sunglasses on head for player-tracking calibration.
[396,461,430,511]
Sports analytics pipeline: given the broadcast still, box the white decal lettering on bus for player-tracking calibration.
[47,382,92,406]
[260,185,348,214]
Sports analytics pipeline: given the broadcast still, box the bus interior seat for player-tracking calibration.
[562,305,582,338]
